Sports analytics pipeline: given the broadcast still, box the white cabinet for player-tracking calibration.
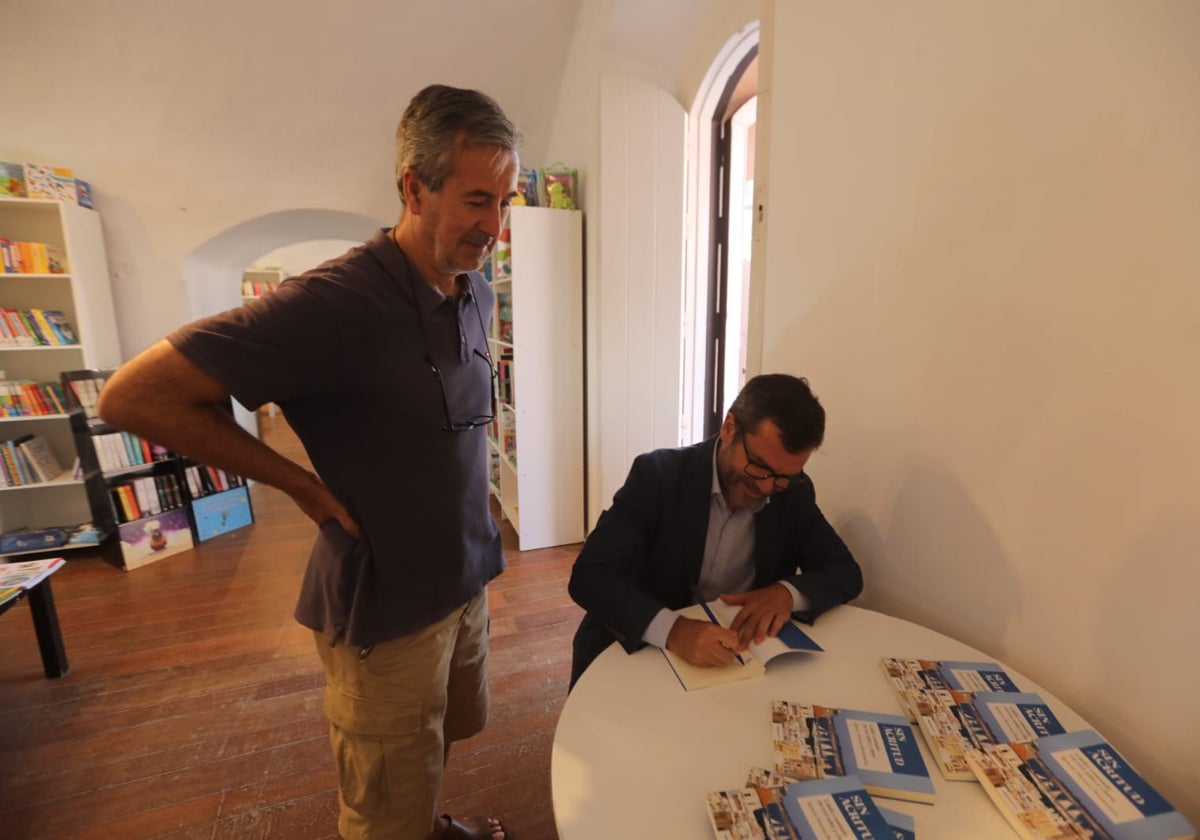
[488,206,584,550]
[0,197,121,549]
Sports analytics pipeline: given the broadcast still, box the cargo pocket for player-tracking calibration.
[324,688,425,816]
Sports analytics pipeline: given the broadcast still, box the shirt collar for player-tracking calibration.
[367,227,476,315]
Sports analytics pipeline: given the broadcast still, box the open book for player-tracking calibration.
[661,599,823,691]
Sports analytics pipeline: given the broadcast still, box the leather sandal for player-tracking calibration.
[438,814,514,840]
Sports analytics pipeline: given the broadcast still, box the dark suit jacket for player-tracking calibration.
[568,436,862,686]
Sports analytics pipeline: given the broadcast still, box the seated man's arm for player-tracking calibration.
[725,479,862,645]
[568,452,674,649]
[784,478,863,621]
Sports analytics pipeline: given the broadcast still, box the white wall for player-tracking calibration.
[4,0,1196,822]
[760,0,1200,821]
[0,0,581,357]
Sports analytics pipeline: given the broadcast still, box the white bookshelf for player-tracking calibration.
[0,197,121,542]
[241,266,284,301]
[487,206,584,550]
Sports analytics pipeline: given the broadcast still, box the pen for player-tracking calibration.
[700,601,746,665]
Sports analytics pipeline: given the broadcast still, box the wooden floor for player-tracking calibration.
[0,413,584,840]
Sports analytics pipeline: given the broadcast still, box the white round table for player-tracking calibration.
[551,605,1089,838]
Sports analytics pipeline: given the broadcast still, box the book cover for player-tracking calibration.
[967,733,1195,840]
[773,702,823,781]
[191,485,252,542]
[0,162,27,198]
[774,702,935,805]
[662,601,824,691]
[0,586,21,607]
[880,657,1021,722]
[780,777,897,840]
[24,164,75,202]
[117,507,194,570]
[705,788,768,840]
[0,526,70,553]
[0,557,65,589]
[45,244,68,274]
[822,707,935,804]
[75,179,93,209]
[42,311,78,344]
[875,806,915,840]
[15,435,63,483]
[971,690,1067,745]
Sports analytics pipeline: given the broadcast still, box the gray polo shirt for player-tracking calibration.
[169,228,504,646]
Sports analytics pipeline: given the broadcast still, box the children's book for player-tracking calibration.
[780,776,900,840]
[0,585,22,608]
[1,162,27,198]
[772,702,935,804]
[966,731,1195,840]
[17,434,64,482]
[42,310,78,344]
[662,600,824,691]
[0,557,65,589]
[24,164,75,202]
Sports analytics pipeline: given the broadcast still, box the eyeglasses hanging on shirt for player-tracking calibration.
[410,273,499,432]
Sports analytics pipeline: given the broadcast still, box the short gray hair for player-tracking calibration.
[394,84,520,202]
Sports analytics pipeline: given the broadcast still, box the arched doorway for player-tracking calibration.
[683,24,759,442]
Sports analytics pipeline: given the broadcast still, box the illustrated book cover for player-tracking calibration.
[780,776,902,840]
[880,657,1022,722]
[117,506,194,570]
[662,600,823,691]
[0,557,65,589]
[966,730,1195,840]
[772,702,935,804]
[191,485,253,542]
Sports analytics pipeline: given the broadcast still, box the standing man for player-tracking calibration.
[98,85,518,840]
[568,374,863,687]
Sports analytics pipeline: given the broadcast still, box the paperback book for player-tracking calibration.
[780,777,908,840]
[966,730,1195,840]
[662,600,824,691]
[705,770,916,840]
[0,557,65,589]
[880,657,1022,722]
[881,657,1065,782]
[772,702,935,804]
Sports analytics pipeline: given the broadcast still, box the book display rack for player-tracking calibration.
[0,195,121,562]
[485,205,584,550]
[61,369,254,571]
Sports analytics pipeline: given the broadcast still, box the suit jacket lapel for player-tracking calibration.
[682,438,717,595]
[753,500,781,588]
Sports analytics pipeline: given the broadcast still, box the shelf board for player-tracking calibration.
[0,532,112,559]
[0,344,83,352]
[0,472,85,491]
[0,413,71,422]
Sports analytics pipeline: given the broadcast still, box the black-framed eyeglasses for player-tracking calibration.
[736,424,807,488]
[414,278,498,432]
[428,347,497,431]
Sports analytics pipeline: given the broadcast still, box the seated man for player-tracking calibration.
[568,373,863,687]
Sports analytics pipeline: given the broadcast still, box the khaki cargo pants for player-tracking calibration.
[314,590,489,840]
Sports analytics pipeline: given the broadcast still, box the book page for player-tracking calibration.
[660,603,764,691]
[705,599,824,665]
